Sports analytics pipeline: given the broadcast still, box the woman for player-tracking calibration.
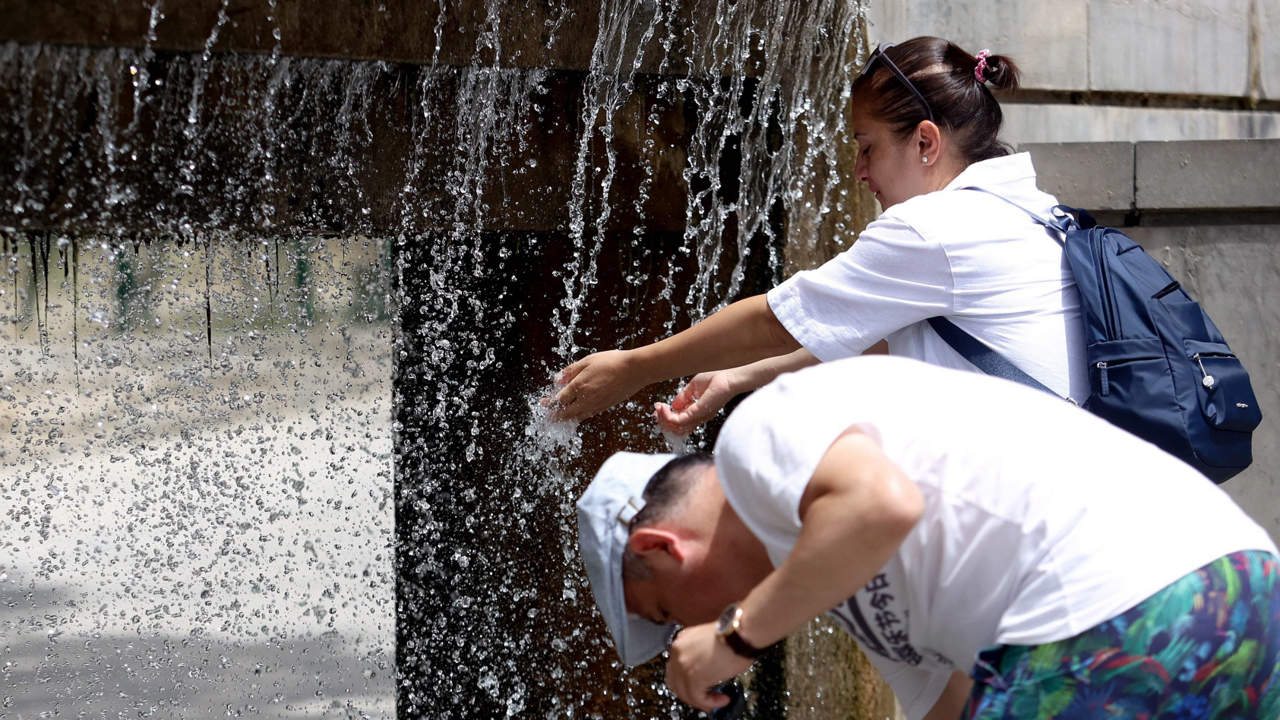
[552,38,1088,430]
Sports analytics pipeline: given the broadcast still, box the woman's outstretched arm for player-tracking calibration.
[653,348,821,435]
[653,340,887,434]
[550,294,800,420]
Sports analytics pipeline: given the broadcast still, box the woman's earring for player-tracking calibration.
[922,156,928,164]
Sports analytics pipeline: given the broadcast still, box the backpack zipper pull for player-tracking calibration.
[1194,354,1216,389]
[1097,361,1109,395]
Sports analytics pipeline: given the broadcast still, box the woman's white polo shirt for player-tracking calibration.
[766,152,1089,400]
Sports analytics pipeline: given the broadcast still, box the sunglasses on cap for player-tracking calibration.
[857,43,936,124]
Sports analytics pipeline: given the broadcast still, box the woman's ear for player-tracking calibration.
[626,527,685,565]
[917,120,942,165]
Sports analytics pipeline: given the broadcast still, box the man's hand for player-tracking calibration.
[549,349,649,421]
[653,370,741,436]
[664,623,754,713]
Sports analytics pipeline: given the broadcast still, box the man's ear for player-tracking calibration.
[626,527,685,564]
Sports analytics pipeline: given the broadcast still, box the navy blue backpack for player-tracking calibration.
[929,189,1262,484]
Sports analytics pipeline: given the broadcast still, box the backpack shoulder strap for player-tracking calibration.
[931,187,1082,397]
[926,316,1058,396]
[959,186,1079,243]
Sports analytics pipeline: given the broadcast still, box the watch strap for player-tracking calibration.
[723,628,768,659]
[716,602,775,660]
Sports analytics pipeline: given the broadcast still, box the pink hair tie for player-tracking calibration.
[974,49,992,83]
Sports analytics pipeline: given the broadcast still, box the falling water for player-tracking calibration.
[125,0,164,140]
[0,0,870,717]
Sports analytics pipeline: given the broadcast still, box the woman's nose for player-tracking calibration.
[853,154,869,183]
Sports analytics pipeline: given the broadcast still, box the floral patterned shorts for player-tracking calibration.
[962,550,1280,720]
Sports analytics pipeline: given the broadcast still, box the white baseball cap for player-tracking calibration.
[576,451,679,666]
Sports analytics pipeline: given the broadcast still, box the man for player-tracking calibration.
[577,356,1280,719]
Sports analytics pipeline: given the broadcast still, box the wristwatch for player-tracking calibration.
[715,603,770,659]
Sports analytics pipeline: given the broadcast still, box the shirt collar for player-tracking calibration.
[942,152,1037,193]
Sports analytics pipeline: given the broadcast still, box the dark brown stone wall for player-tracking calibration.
[3,0,771,72]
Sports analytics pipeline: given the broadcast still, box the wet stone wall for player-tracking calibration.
[1,1,879,718]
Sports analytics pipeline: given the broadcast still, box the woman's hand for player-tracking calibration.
[655,349,821,435]
[545,295,798,422]
[664,623,753,713]
[550,349,650,421]
[654,370,741,436]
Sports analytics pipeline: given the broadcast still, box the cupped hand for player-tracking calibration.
[548,349,648,421]
[653,370,740,436]
[664,622,753,713]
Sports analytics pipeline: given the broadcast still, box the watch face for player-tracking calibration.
[716,603,740,637]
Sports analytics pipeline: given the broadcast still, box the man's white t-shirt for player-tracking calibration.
[714,356,1276,720]
[766,152,1090,401]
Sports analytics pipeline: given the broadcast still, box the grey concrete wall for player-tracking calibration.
[1267,0,1280,99]
[867,1,1089,90]
[868,1,1280,144]
[1087,0,1252,96]
[1024,139,1280,543]
[868,0,1275,97]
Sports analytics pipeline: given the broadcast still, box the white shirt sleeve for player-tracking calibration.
[766,214,954,362]
[713,374,871,550]
[712,406,816,548]
[714,373,886,560]
[862,649,954,720]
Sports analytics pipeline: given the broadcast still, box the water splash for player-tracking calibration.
[524,386,583,459]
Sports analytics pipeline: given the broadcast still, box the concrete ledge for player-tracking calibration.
[1017,140,1280,215]
[1136,140,1280,210]
[1019,142,1134,212]
[1003,104,1280,145]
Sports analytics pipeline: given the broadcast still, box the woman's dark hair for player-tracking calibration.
[851,37,1021,163]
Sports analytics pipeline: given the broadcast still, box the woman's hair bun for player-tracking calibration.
[980,53,1021,91]
[850,37,1020,163]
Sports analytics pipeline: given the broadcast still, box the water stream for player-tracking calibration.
[1,1,867,716]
